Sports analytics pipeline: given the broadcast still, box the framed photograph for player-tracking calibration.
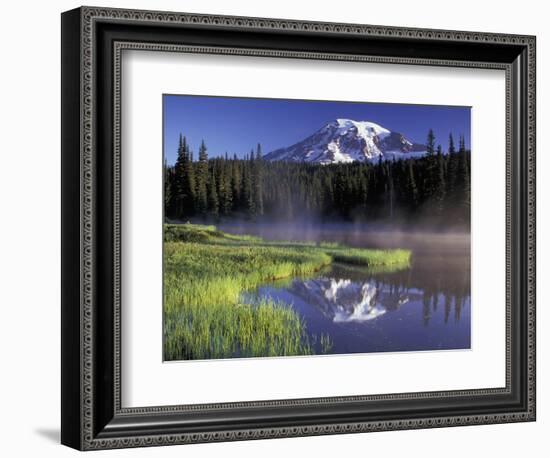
[61,6,536,450]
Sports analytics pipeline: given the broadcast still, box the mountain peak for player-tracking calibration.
[333,118,387,132]
[264,119,426,164]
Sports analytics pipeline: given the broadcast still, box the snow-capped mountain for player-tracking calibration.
[264,119,426,164]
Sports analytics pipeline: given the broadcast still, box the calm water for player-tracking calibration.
[220,222,471,355]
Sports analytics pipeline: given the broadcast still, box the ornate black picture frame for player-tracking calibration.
[61,6,536,450]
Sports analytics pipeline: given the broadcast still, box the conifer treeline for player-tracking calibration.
[164,130,471,227]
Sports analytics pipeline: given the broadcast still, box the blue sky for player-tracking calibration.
[163,94,471,164]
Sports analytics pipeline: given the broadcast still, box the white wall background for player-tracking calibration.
[0,0,545,456]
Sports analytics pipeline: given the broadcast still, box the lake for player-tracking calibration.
[219,222,471,356]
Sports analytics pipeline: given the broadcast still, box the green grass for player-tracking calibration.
[163,223,411,361]
[325,246,411,267]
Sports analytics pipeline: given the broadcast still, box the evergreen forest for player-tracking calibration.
[164,130,470,228]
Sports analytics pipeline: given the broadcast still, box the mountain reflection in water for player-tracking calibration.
[290,277,408,323]
[227,223,471,355]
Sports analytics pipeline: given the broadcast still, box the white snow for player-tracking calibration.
[335,118,391,140]
[326,140,355,163]
[298,277,410,323]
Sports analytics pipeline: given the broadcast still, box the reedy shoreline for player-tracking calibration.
[164,224,411,361]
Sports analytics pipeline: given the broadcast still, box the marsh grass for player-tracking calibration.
[163,224,411,361]
[325,247,411,267]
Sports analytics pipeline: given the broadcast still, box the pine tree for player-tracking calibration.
[446,133,459,203]
[163,158,173,219]
[231,159,242,211]
[254,143,264,216]
[181,139,195,216]
[244,154,255,218]
[448,133,456,154]
[195,140,209,215]
[207,170,219,217]
[423,129,438,201]
[435,145,446,216]
[172,133,188,218]
[323,174,334,216]
[407,160,419,211]
[427,129,436,155]
[457,135,470,225]
[386,162,395,219]
[218,164,233,215]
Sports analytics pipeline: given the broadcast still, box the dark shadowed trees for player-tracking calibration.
[165,129,471,227]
